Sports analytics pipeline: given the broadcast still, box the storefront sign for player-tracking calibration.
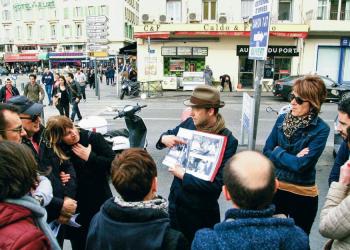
[4,53,39,62]
[192,47,208,56]
[169,59,185,71]
[341,37,350,47]
[161,46,208,56]
[48,52,86,59]
[13,1,55,11]
[237,45,299,56]
[161,47,177,56]
[177,47,192,56]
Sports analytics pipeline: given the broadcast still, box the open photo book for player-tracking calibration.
[162,128,227,182]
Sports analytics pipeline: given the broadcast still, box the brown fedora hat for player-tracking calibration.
[184,85,225,108]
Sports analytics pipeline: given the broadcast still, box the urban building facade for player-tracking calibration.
[0,0,139,68]
[135,0,350,90]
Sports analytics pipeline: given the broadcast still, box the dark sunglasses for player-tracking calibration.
[289,93,307,105]
[20,114,40,122]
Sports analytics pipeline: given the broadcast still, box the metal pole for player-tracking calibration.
[116,56,119,97]
[94,59,100,100]
[248,60,265,150]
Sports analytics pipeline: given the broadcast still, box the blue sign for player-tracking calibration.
[249,11,270,60]
[341,37,350,47]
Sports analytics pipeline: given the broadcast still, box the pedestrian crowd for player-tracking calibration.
[0,74,349,250]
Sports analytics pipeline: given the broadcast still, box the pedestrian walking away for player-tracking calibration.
[74,67,87,102]
[42,68,54,105]
[66,73,82,122]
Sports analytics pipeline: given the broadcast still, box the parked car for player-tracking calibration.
[272,75,350,101]
[0,67,9,76]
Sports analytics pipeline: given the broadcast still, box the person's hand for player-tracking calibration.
[59,171,71,186]
[72,143,91,161]
[168,164,185,180]
[297,147,309,157]
[58,214,70,224]
[161,135,186,148]
[61,197,77,215]
[75,98,80,103]
[339,161,350,186]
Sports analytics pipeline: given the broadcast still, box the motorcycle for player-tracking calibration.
[120,79,141,100]
[266,104,291,116]
[78,104,147,152]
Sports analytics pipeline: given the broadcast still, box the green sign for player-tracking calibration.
[13,1,55,11]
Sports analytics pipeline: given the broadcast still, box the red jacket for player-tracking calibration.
[0,202,52,250]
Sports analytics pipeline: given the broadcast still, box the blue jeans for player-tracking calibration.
[45,84,53,104]
[70,101,82,121]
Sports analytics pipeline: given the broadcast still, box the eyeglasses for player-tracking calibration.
[20,114,40,122]
[0,125,23,133]
[289,93,308,105]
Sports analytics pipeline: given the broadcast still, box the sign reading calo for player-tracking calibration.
[13,1,55,11]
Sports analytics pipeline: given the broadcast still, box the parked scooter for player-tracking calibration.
[120,79,141,100]
[78,103,147,152]
[266,104,291,116]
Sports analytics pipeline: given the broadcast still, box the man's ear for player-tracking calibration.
[222,185,232,201]
[274,179,279,193]
[151,177,158,194]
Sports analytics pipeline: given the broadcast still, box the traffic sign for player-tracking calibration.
[88,45,109,51]
[87,32,108,38]
[88,51,108,57]
[87,38,109,44]
[86,15,108,23]
[248,0,271,60]
[86,27,108,32]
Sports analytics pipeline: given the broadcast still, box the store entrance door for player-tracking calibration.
[238,56,254,89]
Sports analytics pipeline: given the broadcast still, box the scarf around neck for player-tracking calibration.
[5,195,61,250]
[282,111,316,138]
[196,113,226,134]
[114,192,168,214]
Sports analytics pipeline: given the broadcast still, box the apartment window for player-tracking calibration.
[39,25,45,40]
[203,0,216,21]
[100,5,108,16]
[64,24,71,38]
[64,8,69,19]
[27,25,32,40]
[317,0,328,20]
[76,23,82,37]
[50,24,56,38]
[1,0,9,6]
[2,10,10,21]
[167,0,181,22]
[16,26,21,40]
[88,6,95,16]
[278,0,292,21]
[241,0,254,19]
[124,22,128,37]
[74,7,83,17]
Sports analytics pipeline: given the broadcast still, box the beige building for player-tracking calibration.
[135,0,350,90]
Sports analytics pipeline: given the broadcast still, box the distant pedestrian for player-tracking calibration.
[41,68,54,105]
[52,76,71,118]
[204,65,213,86]
[0,78,19,103]
[74,68,86,102]
[66,73,82,122]
[24,74,45,104]
[220,74,233,92]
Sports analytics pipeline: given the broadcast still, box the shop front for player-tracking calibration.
[134,23,307,90]
[48,52,88,69]
[315,37,350,84]
[237,45,299,89]
[4,53,41,73]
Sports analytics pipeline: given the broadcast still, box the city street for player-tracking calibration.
[4,74,337,249]
[1,73,337,249]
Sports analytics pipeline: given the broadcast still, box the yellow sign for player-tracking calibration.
[89,51,108,57]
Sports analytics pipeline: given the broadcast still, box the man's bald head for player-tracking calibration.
[223,151,276,210]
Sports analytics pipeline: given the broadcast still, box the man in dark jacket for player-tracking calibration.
[86,148,188,250]
[66,72,82,122]
[156,85,238,242]
[329,98,350,185]
[192,151,309,250]
[42,68,54,105]
[0,78,19,103]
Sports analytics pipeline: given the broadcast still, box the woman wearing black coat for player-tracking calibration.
[45,115,116,250]
[52,76,71,118]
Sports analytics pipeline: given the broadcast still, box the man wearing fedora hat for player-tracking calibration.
[156,85,238,242]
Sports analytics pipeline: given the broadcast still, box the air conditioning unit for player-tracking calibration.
[142,14,152,24]
[219,14,227,24]
[189,12,198,23]
[159,14,167,23]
